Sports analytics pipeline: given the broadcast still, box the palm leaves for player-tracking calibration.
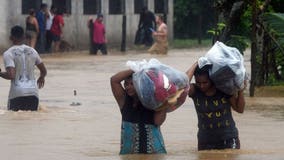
[263,13,284,53]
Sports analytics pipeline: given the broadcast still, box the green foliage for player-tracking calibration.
[207,23,226,36]
[263,13,284,81]
[266,74,284,86]
[226,35,249,54]
[235,5,251,38]
[263,13,284,47]
[174,0,215,39]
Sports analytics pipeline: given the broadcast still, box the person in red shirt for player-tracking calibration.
[50,9,64,53]
[88,13,107,55]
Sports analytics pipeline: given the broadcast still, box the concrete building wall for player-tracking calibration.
[2,0,173,51]
[0,0,9,50]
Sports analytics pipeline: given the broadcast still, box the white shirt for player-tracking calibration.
[46,11,54,30]
[3,44,42,99]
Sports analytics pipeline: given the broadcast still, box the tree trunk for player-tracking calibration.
[219,1,246,42]
[260,33,269,85]
[197,14,202,44]
[250,0,257,97]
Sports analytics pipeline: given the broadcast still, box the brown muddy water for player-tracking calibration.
[0,49,284,160]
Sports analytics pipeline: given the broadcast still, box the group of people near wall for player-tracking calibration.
[135,6,168,55]
[87,6,168,56]
[25,3,64,53]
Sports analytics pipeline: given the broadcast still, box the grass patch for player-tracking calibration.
[171,39,212,49]
[255,85,284,97]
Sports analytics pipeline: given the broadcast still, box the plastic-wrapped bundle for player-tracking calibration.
[198,41,246,95]
[126,59,189,112]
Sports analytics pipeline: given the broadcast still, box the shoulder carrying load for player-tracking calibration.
[198,41,246,95]
[126,59,189,112]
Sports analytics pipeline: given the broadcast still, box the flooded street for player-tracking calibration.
[0,48,284,160]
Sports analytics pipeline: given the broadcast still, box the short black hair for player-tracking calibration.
[29,8,35,15]
[142,6,148,12]
[40,3,47,9]
[97,13,103,18]
[56,8,64,15]
[157,14,164,22]
[194,64,212,77]
[11,25,24,39]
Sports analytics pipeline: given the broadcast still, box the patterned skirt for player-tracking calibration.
[119,121,167,154]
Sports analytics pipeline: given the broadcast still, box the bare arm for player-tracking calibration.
[36,63,47,89]
[230,90,245,113]
[110,69,134,109]
[153,24,167,37]
[186,62,198,97]
[186,62,198,82]
[0,67,15,80]
[230,80,247,113]
[33,17,40,34]
[154,109,167,126]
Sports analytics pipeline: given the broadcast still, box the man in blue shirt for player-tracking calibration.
[36,3,48,53]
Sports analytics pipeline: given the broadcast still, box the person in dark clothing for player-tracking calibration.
[36,3,48,53]
[111,69,167,154]
[186,62,246,150]
[137,6,156,46]
[45,5,56,53]
[25,9,39,48]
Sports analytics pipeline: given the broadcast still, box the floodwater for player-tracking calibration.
[0,48,284,160]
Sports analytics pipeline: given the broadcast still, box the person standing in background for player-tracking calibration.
[148,15,168,55]
[0,25,47,111]
[138,6,156,46]
[50,8,64,53]
[36,3,48,53]
[45,5,56,53]
[25,9,39,49]
[89,13,107,55]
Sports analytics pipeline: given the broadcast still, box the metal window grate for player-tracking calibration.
[83,0,101,15]
[52,0,72,14]
[109,0,125,14]
[22,0,42,14]
[154,0,168,14]
[134,0,148,14]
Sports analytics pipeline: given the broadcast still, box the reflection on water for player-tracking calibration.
[0,51,284,160]
[246,105,284,120]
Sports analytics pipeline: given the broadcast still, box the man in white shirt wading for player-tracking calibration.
[0,25,47,111]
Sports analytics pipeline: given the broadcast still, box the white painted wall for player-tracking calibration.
[1,0,173,51]
[0,0,9,50]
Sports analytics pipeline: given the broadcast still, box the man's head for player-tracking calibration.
[97,13,103,22]
[56,8,64,15]
[40,3,48,12]
[50,5,57,13]
[142,6,148,13]
[10,25,24,43]
[156,15,164,24]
